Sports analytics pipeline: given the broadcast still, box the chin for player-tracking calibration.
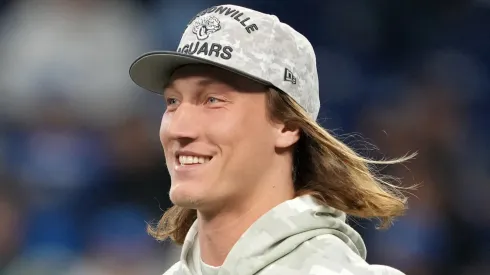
[169,182,206,208]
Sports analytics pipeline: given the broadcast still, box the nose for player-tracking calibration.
[161,103,201,143]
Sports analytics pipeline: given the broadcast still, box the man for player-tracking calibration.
[129,4,414,275]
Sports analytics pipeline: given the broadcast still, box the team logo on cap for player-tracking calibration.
[192,16,221,40]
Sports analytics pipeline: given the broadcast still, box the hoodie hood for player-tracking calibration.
[177,195,367,275]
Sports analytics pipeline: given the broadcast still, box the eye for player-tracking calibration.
[166,97,179,105]
[164,97,180,112]
[206,97,222,104]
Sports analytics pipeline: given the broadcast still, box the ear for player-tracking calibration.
[274,122,301,149]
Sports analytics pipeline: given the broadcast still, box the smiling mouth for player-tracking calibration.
[178,155,212,166]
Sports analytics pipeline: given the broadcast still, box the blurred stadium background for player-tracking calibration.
[0,0,489,274]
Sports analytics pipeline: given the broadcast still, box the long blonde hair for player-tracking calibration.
[148,88,416,245]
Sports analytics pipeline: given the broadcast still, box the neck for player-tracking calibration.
[197,176,295,267]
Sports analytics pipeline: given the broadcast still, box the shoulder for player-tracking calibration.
[306,265,406,275]
[162,261,182,275]
[262,235,405,275]
[310,235,406,275]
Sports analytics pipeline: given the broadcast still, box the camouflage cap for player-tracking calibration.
[129,4,320,120]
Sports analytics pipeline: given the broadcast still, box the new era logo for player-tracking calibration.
[284,68,297,84]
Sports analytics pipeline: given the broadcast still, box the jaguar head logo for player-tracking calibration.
[192,16,221,40]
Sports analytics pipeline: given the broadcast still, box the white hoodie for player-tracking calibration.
[162,195,405,275]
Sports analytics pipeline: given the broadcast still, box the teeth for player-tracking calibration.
[179,155,211,165]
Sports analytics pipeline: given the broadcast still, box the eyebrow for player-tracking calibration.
[163,78,218,96]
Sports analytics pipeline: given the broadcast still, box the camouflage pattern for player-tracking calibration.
[162,195,406,275]
[129,4,320,120]
[129,5,405,275]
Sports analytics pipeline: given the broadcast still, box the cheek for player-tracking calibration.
[206,112,248,144]
[159,113,170,138]
[208,110,274,156]
[159,113,172,153]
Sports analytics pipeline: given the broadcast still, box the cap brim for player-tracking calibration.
[129,51,271,94]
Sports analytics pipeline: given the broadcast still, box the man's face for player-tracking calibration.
[160,65,280,211]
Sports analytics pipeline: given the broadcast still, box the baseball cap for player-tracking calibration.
[129,4,320,120]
